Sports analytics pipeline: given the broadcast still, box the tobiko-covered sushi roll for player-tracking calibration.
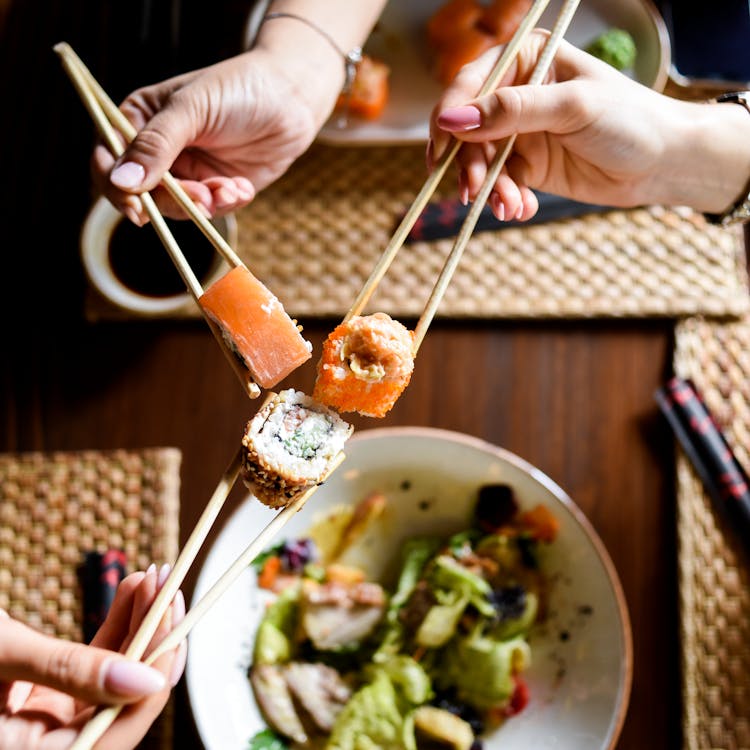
[241,389,353,509]
[313,313,414,418]
[198,266,312,390]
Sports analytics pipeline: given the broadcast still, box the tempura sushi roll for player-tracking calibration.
[313,313,414,418]
[199,266,312,390]
[241,389,353,509]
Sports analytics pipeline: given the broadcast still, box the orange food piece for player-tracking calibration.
[336,54,390,120]
[427,0,483,50]
[257,555,281,590]
[426,0,533,85]
[520,504,560,543]
[479,0,534,43]
[434,25,499,85]
[313,313,414,419]
[198,266,311,389]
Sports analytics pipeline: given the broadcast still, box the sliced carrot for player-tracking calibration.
[427,0,483,50]
[520,504,560,543]
[478,0,533,43]
[198,266,311,389]
[257,555,282,590]
[434,26,499,85]
[336,54,390,120]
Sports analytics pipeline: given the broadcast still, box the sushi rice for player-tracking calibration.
[242,389,353,509]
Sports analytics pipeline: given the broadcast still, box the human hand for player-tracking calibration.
[91,44,337,226]
[0,565,186,750]
[429,30,750,220]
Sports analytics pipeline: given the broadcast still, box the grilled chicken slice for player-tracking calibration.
[301,580,386,650]
[283,662,351,732]
[250,664,308,745]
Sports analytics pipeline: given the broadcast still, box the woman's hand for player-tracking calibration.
[91,1,386,225]
[91,47,336,225]
[0,566,186,750]
[429,31,750,221]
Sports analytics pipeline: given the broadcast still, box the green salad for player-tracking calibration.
[247,484,559,750]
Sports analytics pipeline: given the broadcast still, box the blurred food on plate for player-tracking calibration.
[247,482,559,749]
[426,0,533,84]
[585,27,637,71]
[335,54,391,121]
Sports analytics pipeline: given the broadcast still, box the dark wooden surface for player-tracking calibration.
[4,2,738,749]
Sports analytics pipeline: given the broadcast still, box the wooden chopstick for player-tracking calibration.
[343,0,553,323]
[68,449,346,750]
[55,45,204,298]
[144,450,347,665]
[55,43,261,400]
[412,0,582,352]
[54,42,244,270]
[66,444,245,750]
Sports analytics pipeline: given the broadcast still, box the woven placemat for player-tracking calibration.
[85,143,749,322]
[674,316,750,750]
[0,447,181,750]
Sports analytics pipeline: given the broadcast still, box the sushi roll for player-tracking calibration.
[198,266,312,390]
[241,389,353,509]
[313,312,414,418]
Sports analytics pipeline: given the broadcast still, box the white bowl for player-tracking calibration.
[186,427,633,750]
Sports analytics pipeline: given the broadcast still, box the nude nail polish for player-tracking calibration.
[104,659,166,697]
[111,162,145,190]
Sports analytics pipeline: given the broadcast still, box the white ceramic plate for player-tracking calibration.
[317,0,670,145]
[186,426,633,750]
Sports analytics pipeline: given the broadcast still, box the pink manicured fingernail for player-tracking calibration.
[437,105,482,131]
[215,186,236,208]
[458,170,469,206]
[515,204,524,220]
[157,564,171,590]
[169,640,187,687]
[490,193,505,221]
[111,161,145,190]
[103,659,166,697]
[172,590,185,625]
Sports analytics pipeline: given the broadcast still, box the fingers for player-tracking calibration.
[108,94,198,197]
[88,572,146,652]
[428,44,507,167]
[438,78,595,146]
[0,618,166,707]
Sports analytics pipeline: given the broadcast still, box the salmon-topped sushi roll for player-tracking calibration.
[313,313,414,419]
[198,266,312,390]
[241,389,353,509]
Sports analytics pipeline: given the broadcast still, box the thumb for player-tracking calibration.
[437,80,590,142]
[109,100,199,194]
[0,617,166,705]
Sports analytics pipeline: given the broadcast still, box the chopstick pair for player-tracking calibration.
[345,0,581,354]
[68,393,347,749]
[54,42,261,400]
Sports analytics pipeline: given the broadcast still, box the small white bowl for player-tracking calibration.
[186,426,633,750]
[80,196,236,316]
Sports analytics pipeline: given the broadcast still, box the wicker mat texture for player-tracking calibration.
[0,447,181,750]
[84,144,750,322]
[674,317,750,750]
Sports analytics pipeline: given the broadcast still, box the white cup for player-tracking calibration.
[80,196,236,315]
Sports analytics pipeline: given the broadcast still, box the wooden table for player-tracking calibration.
[3,2,740,748]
